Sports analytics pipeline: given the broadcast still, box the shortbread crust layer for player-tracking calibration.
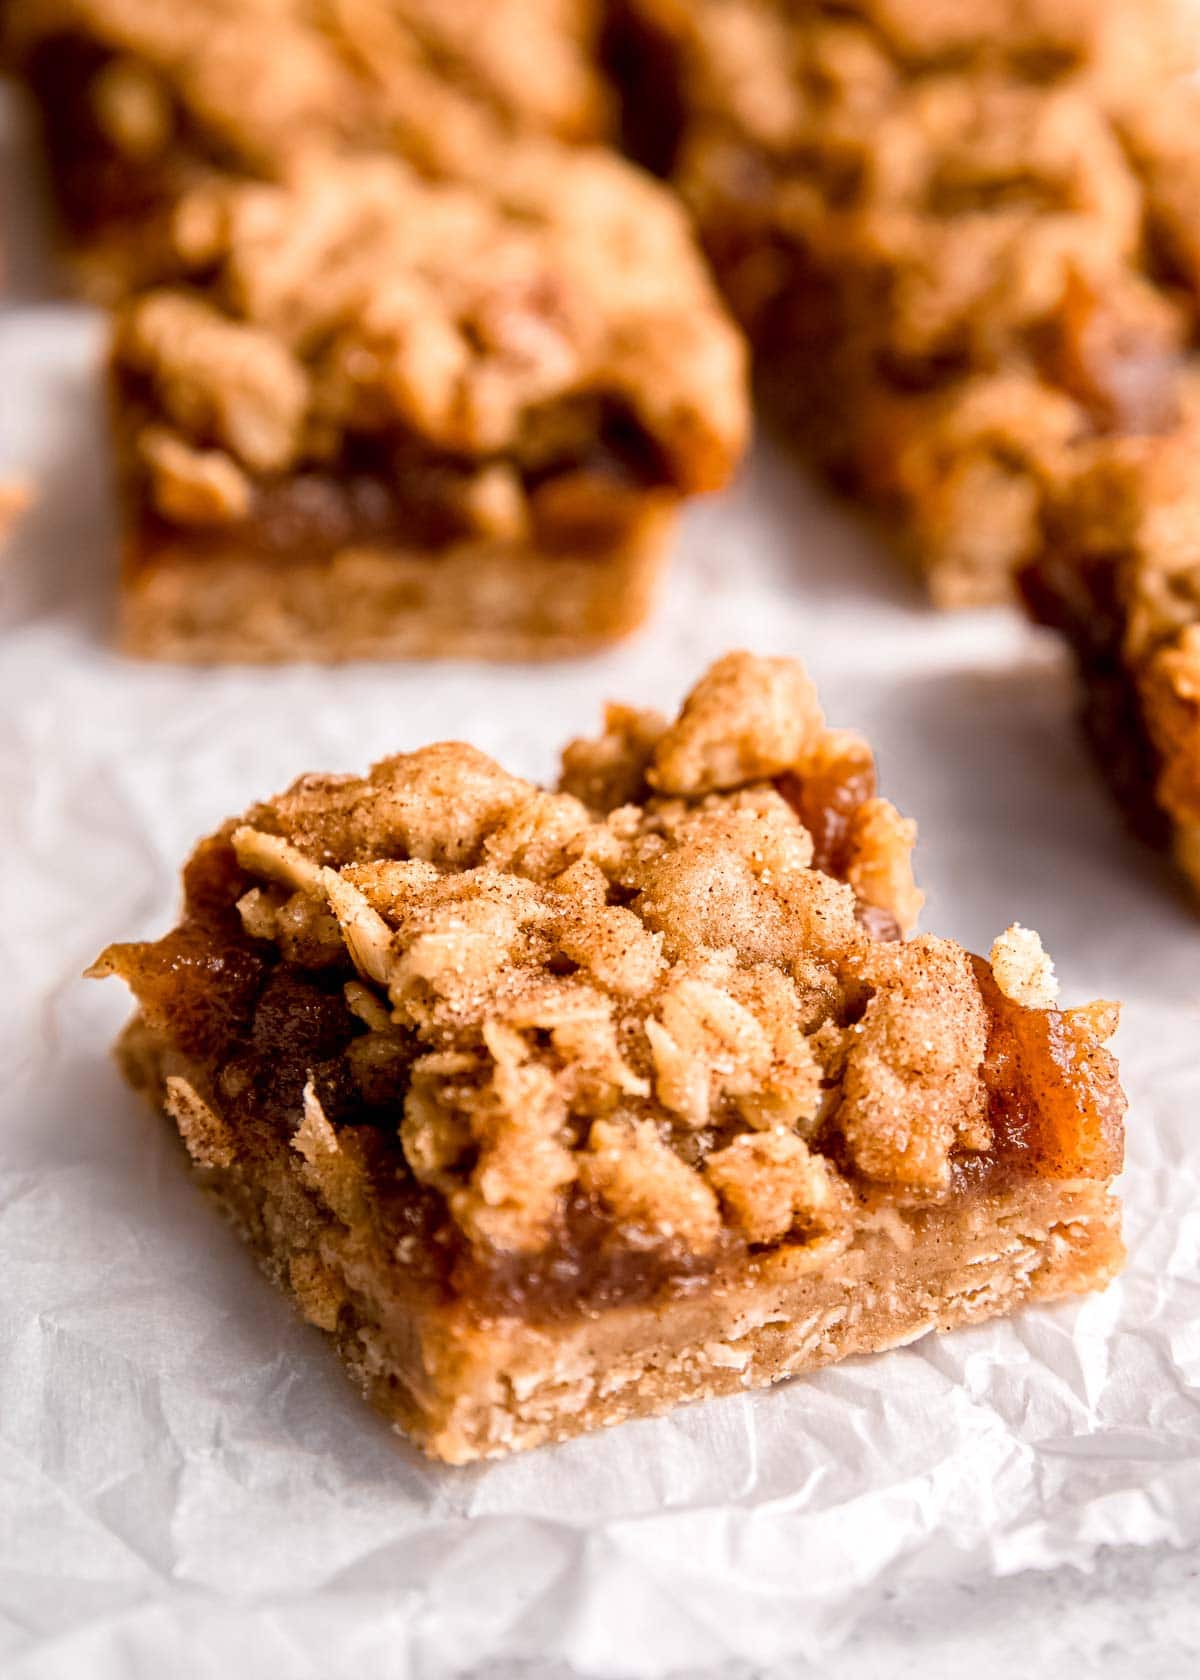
[119,1013,1123,1462]
[117,487,675,662]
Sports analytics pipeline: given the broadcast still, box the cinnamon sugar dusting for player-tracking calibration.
[94,655,1124,1282]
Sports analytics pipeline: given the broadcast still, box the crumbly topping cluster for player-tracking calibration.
[1037,405,1200,856]
[644,0,1200,602]
[988,924,1058,1011]
[7,0,609,172]
[210,653,1038,1262]
[113,148,747,528]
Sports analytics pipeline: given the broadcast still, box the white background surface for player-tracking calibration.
[2,86,1199,1680]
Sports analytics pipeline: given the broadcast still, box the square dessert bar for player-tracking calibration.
[106,151,747,661]
[618,0,1200,605]
[1023,402,1200,897]
[93,653,1126,1462]
[5,0,611,301]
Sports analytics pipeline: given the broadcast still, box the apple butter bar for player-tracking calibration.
[106,150,747,661]
[92,652,1126,1461]
[615,0,1200,605]
[5,0,612,301]
[1023,396,1200,897]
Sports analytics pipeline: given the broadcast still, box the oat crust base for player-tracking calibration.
[120,1016,1124,1464]
[118,505,676,663]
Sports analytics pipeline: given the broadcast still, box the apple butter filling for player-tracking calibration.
[94,655,1124,1322]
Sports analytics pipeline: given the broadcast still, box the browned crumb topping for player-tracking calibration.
[988,924,1057,1010]
[94,655,1124,1311]
[625,0,1200,603]
[1021,393,1200,884]
[7,0,610,187]
[109,149,746,542]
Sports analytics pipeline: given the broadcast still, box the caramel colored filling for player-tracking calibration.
[777,760,876,879]
[115,369,673,571]
[102,805,1123,1322]
[776,763,903,940]
[972,959,1124,1183]
[108,846,731,1316]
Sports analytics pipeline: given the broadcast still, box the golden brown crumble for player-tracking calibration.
[6,0,610,187]
[112,149,746,536]
[95,655,1124,1284]
[163,1075,236,1170]
[1023,399,1200,892]
[704,1126,850,1246]
[989,925,1058,1011]
[624,0,1200,604]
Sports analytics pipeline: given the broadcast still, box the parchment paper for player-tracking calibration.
[2,110,1199,1680]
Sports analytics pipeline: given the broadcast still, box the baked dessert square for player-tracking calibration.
[5,0,612,301]
[92,652,1126,1461]
[1022,391,1200,898]
[616,0,1200,605]
[106,150,747,661]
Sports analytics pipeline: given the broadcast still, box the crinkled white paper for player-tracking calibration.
[2,95,1199,1680]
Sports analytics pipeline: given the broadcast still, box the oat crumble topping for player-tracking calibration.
[111,149,746,538]
[624,0,1200,604]
[94,655,1124,1291]
[6,0,610,184]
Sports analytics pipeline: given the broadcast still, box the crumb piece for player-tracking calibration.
[580,1118,722,1252]
[650,652,825,795]
[118,292,309,474]
[164,1074,235,1169]
[138,427,251,525]
[288,1252,347,1333]
[990,924,1060,1009]
[559,702,668,811]
[838,937,990,1190]
[447,1059,578,1254]
[705,1129,850,1245]
[843,798,923,933]
[292,1080,365,1223]
[556,902,664,997]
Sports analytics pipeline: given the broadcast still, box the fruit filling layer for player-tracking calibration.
[95,655,1124,1319]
